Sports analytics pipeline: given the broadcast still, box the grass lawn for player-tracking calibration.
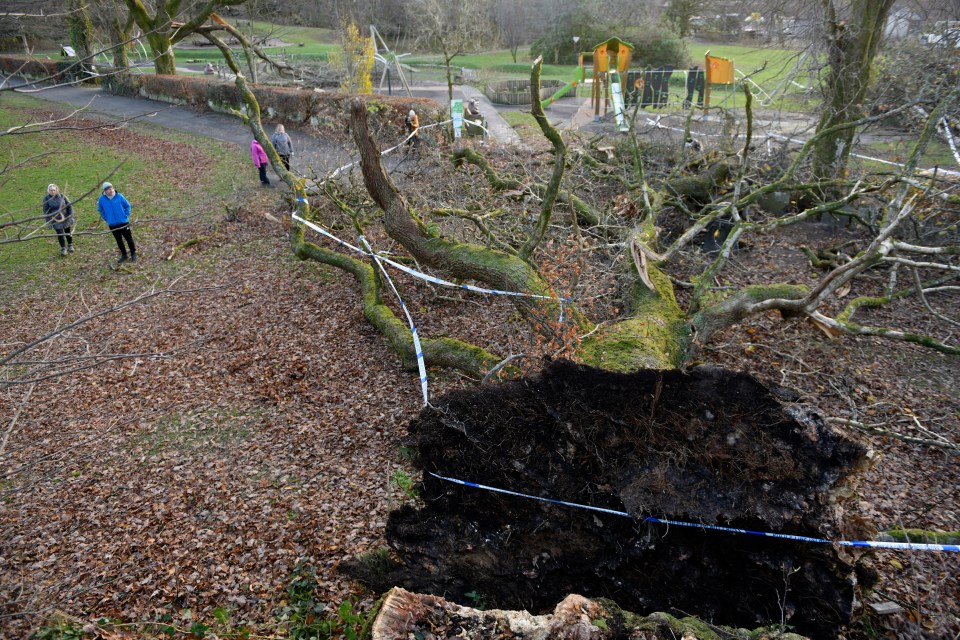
[859,138,958,169]
[499,111,545,145]
[0,93,247,288]
[176,19,338,64]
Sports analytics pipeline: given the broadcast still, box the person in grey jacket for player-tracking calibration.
[270,124,293,171]
[42,184,75,256]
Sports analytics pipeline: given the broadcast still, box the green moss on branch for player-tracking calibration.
[580,264,688,370]
[291,224,503,376]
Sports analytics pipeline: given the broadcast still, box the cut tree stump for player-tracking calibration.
[371,587,810,640]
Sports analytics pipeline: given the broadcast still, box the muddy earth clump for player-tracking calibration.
[346,360,874,638]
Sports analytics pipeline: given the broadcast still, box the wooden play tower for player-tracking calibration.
[590,36,633,127]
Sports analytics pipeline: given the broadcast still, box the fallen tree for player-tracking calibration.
[372,587,810,640]
[198,20,958,637]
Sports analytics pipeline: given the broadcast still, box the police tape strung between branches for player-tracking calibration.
[643,115,960,178]
[292,210,568,405]
[292,211,570,318]
[428,471,960,553]
[360,234,430,406]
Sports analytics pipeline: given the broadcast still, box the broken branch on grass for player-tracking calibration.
[827,417,959,452]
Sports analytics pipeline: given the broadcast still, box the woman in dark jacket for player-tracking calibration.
[43,184,75,256]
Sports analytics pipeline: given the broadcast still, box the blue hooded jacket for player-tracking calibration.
[97,192,131,225]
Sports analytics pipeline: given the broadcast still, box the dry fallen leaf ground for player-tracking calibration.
[0,110,957,640]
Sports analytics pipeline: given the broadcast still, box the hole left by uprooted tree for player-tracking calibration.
[343,360,875,638]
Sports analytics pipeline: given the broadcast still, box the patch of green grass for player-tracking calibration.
[861,138,958,169]
[0,92,246,289]
[173,20,338,65]
[500,110,541,139]
[1,95,146,263]
[131,406,260,458]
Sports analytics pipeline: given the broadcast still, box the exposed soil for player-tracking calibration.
[346,361,870,638]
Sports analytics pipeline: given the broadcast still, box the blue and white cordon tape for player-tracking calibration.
[292,211,570,312]
[292,210,570,405]
[428,471,960,553]
[359,234,430,406]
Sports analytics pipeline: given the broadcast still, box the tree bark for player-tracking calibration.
[812,0,896,182]
[349,99,571,327]
[372,587,810,640]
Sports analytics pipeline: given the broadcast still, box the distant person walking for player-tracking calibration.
[97,182,136,264]
[270,125,294,171]
[251,139,271,187]
[405,109,420,150]
[42,184,75,257]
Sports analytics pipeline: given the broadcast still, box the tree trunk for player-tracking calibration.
[148,32,177,75]
[372,587,810,640]
[109,18,131,70]
[67,0,95,79]
[811,0,895,182]
[349,99,568,326]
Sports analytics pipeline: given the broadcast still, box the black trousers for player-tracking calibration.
[54,226,73,248]
[109,223,136,257]
[257,164,270,185]
[279,155,291,171]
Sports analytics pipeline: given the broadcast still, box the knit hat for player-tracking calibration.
[101,182,113,190]
[408,110,415,117]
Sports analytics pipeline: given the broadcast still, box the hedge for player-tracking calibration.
[100,72,443,140]
[0,54,88,84]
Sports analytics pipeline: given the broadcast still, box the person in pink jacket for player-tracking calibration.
[250,139,271,187]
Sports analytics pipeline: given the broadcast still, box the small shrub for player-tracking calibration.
[280,561,374,640]
[391,468,419,499]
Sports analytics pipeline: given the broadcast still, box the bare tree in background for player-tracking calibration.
[663,0,712,37]
[405,0,495,105]
[494,0,528,63]
[119,0,247,74]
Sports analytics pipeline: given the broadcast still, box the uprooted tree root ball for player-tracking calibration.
[345,360,875,638]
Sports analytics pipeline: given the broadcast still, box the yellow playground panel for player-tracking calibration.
[704,51,735,110]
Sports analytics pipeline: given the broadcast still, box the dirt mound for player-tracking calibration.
[346,360,873,638]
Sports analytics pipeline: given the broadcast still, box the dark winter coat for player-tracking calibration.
[42,193,74,230]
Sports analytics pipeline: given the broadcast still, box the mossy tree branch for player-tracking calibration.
[350,98,585,333]
[290,225,503,376]
[520,57,567,260]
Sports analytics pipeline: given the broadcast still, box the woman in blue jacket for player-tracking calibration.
[97,182,136,263]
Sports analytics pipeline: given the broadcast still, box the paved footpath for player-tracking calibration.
[6,78,528,183]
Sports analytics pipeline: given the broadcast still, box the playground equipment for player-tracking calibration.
[590,37,633,131]
[487,78,564,105]
[704,51,735,109]
[625,67,675,109]
[540,64,585,109]
[370,25,413,97]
